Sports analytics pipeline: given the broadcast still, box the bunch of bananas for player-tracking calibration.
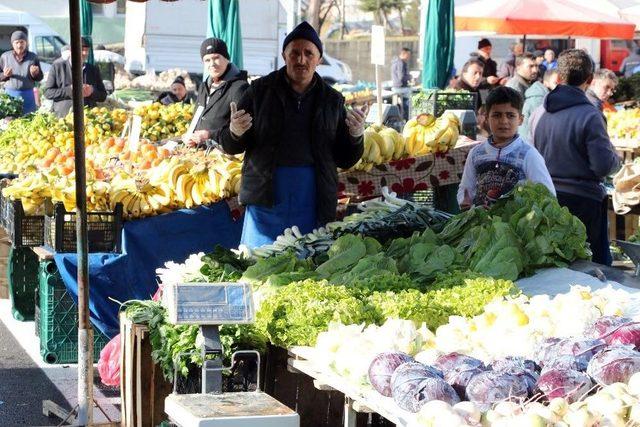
[605,108,640,140]
[402,112,460,157]
[351,125,405,172]
[110,173,173,219]
[1,170,52,214]
[133,102,193,142]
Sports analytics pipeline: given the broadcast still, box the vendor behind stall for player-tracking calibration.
[218,21,367,248]
[156,76,193,105]
[0,30,43,114]
[44,38,107,118]
[182,38,248,148]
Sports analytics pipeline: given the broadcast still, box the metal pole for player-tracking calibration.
[69,0,93,424]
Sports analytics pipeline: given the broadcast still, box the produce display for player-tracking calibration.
[0,92,23,119]
[309,285,640,426]
[605,108,640,140]
[0,104,246,218]
[411,89,476,116]
[402,112,460,156]
[115,68,197,92]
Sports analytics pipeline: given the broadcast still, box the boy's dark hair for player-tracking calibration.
[461,58,484,74]
[401,47,412,54]
[557,49,594,86]
[485,86,523,113]
[515,52,535,68]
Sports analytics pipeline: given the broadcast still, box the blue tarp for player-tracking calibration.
[53,201,243,338]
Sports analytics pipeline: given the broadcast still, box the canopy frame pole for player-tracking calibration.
[70,0,93,424]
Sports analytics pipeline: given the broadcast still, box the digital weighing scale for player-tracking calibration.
[162,282,300,427]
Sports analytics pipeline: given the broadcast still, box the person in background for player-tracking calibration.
[391,47,412,120]
[621,46,640,78]
[542,49,557,70]
[475,105,490,141]
[529,49,620,266]
[497,42,524,85]
[457,86,554,209]
[506,53,539,99]
[520,69,558,140]
[218,21,366,248]
[182,38,248,148]
[44,37,107,118]
[0,30,43,115]
[450,58,484,111]
[157,76,193,105]
[533,50,547,81]
[587,68,618,112]
[472,38,499,86]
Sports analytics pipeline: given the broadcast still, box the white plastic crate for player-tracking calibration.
[163,282,254,325]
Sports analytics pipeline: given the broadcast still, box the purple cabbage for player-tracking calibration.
[536,368,593,403]
[465,371,529,410]
[587,345,640,385]
[368,352,414,397]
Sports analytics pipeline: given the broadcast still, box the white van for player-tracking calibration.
[125,0,352,82]
[0,5,67,73]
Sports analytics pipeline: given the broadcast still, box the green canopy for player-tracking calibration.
[207,0,243,68]
[422,0,455,89]
[80,0,94,64]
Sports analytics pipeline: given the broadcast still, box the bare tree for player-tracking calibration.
[307,0,322,31]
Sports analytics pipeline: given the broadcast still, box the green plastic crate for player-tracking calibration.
[38,260,108,364]
[7,247,39,321]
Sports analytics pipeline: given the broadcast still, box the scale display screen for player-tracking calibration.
[163,282,254,325]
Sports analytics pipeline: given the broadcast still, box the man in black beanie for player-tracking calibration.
[217,21,367,249]
[182,37,248,148]
[472,38,498,86]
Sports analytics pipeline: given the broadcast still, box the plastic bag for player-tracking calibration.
[465,371,529,410]
[98,334,121,387]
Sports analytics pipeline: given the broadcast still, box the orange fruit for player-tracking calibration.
[65,158,75,169]
[42,158,53,168]
[62,166,74,176]
[115,138,126,149]
[140,160,152,170]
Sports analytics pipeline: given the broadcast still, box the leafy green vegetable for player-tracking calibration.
[200,245,253,282]
[316,235,368,278]
[0,93,23,119]
[240,251,310,285]
[255,279,378,347]
[328,252,398,285]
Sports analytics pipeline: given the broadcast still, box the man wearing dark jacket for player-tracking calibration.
[530,49,620,266]
[218,21,366,248]
[44,38,107,118]
[473,38,498,86]
[450,58,484,111]
[506,53,538,98]
[391,47,412,120]
[182,38,248,148]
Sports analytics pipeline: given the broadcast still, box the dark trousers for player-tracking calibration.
[556,192,612,266]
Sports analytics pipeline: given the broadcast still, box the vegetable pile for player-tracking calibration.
[0,93,23,119]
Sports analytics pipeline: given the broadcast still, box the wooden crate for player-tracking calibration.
[120,314,173,427]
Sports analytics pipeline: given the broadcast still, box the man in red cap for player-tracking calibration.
[218,21,367,248]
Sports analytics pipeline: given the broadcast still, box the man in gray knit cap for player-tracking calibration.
[0,30,43,114]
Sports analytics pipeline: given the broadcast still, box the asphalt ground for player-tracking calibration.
[0,299,120,426]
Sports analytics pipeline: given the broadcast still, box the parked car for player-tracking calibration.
[317,53,353,84]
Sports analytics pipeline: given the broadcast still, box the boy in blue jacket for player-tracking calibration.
[458,86,555,209]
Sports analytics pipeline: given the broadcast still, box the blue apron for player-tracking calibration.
[5,88,36,115]
[241,166,317,249]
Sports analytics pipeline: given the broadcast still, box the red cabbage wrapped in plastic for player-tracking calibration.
[490,357,540,395]
[536,368,593,403]
[434,352,483,373]
[391,362,452,412]
[368,351,414,397]
[584,316,632,340]
[444,362,488,400]
[542,354,588,373]
[608,323,640,350]
[392,376,461,412]
[587,345,640,385]
[465,371,529,410]
[536,337,606,368]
